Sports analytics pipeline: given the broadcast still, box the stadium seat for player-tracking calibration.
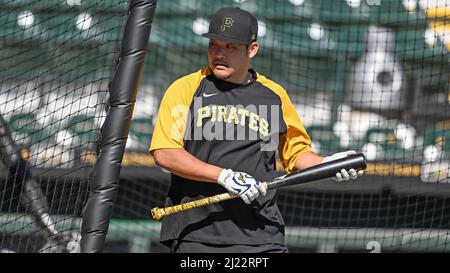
[394,28,449,63]
[373,0,428,27]
[95,14,127,42]
[314,0,372,24]
[210,0,317,22]
[331,25,368,56]
[152,15,277,52]
[8,113,56,145]
[0,10,42,43]
[0,10,122,47]
[151,17,209,48]
[274,22,335,57]
[157,0,311,26]
[403,62,449,94]
[39,12,124,46]
[39,82,106,127]
[423,126,450,158]
[0,0,17,8]
[133,90,159,119]
[0,0,76,11]
[157,0,210,16]
[279,55,334,92]
[128,117,153,151]
[146,48,207,77]
[394,28,449,94]
[430,21,450,51]
[130,118,153,139]
[361,126,420,162]
[8,112,39,131]
[198,0,261,18]
[250,50,282,79]
[0,10,120,81]
[4,0,128,14]
[0,46,47,76]
[0,81,42,120]
[44,47,113,81]
[364,127,398,146]
[306,124,342,155]
[67,115,96,133]
[80,0,128,13]
[237,0,313,21]
[425,5,450,19]
[40,13,87,44]
[66,115,99,149]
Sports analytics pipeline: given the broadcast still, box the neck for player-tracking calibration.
[214,68,250,85]
[228,72,249,85]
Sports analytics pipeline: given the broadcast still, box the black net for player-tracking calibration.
[0,0,128,252]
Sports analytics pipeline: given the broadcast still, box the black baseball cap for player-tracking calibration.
[202,7,258,45]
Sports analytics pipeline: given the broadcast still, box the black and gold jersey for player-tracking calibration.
[150,67,312,245]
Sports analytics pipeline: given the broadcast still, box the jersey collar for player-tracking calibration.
[207,67,257,89]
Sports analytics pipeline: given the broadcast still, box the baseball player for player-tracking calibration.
[150,7,363,253]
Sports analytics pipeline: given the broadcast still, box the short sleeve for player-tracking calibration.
[150,70,205,152]
[277,92,313,174]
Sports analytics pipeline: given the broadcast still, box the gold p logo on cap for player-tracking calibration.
[221,17,234,31]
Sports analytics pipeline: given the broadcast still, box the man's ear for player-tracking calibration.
[248,42,259,59]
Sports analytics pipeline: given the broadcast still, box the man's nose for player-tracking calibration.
[210,46,225,57]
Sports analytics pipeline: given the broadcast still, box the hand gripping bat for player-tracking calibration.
[151,153,367,220]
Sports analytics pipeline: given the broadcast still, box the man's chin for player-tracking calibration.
[212,70,231,81]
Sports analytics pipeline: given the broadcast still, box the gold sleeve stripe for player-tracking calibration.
[150,68,210,152]
[256,74,313,174]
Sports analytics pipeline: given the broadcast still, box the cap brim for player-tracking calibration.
[202,33,251,45]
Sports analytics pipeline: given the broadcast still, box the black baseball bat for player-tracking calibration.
[151,153,367,220]
[268,153,366,189]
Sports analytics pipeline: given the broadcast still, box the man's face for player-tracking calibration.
[208,39,257,84]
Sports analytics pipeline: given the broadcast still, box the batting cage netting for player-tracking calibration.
[1,0,450,253]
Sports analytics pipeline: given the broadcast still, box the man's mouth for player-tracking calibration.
[214,62,228,69]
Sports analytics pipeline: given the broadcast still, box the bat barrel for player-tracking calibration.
[268,153,366,189]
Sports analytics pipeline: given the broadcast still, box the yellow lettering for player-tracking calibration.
[237,108,249,126]
[211,105,217,122]
[259,118,269,136]
[197,106,210,127]
[227,107,239,125]
[217,106,227,122]
[249,112,259,132]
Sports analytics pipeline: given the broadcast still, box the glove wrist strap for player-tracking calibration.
[217,168,233,185]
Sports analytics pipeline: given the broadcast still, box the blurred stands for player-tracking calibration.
[0,1,120,169]
[1,0,450,255]
[8,112,55,145]
[66,114,98,149]
[307,124,342,155]
[0,0,448,166]
[315,0,372,24]
[0,0,127,13]
[374,0,428,27]
[360,126,420,162]
[127,117,154,151]
[423,124,450,160]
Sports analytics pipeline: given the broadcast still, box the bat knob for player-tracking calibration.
[151,207,162,221]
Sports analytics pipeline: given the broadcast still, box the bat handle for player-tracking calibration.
[151,182,269,220]
[151,192,235,220]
